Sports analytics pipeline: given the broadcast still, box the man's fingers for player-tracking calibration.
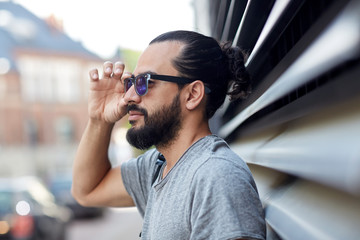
[90,61,124,83]
[116,71,132,93]
[89,69,99,81]
[121,71,132,81]
[113,61,125,79]
[103,61,113,78]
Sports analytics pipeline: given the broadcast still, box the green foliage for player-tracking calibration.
[121,48,142,72]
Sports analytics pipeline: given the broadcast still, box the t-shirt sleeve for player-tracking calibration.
[121,149,158,217]
[189,158,266,240]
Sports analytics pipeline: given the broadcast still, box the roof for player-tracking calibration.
[0,1,101,72]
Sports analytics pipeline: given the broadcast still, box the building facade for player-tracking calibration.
[194,0,360,239]
[0,2,103,146]
[0,2,104,177]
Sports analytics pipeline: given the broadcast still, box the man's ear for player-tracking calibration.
[184,80,206,111]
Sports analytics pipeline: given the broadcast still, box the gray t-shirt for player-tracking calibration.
[121,135,265,240]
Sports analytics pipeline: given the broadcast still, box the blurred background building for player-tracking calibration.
[0,1,127,179]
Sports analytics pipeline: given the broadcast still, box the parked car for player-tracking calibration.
[49,176,104,219]
[0,176,71,240]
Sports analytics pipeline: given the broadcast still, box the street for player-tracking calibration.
[66,207,143,240]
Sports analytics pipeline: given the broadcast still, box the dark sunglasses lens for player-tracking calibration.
[125,78,133,92]
[135,75,147,96]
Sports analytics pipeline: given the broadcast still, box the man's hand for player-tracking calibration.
[88,61,131,123]
[72,61,135,208]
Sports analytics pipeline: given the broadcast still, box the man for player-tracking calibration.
[72,30,266,239]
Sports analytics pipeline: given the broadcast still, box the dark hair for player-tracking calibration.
[150,30,251,119]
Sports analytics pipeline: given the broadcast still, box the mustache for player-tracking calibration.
[127,104,148,116]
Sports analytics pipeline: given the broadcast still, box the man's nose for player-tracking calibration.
[124,85,141,104]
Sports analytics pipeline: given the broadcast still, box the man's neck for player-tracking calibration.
[157,121,211,177]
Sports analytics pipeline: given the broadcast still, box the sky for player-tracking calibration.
[13,0,196,58]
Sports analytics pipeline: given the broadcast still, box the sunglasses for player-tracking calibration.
[124,73,211,96]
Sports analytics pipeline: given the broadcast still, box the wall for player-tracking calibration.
[194,0,360,239]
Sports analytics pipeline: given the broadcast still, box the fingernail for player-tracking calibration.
[106,67,111,73]
[115,68,121,74]
[92,73,98,79]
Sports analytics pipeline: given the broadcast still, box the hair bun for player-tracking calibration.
[221,42,251,100]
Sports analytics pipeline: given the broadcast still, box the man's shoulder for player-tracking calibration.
[198,153,250,176]
[185,135,248,170]
[189,139,254,185]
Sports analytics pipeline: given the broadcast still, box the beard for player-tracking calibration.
[126,93,182,150]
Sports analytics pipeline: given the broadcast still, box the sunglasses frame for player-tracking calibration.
[124,73,211,96]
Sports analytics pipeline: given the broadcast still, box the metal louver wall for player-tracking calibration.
[194,0,360,239]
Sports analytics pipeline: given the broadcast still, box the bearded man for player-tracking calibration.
[72,30,266,240]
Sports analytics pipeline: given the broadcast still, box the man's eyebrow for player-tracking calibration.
[136,71,158,76]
